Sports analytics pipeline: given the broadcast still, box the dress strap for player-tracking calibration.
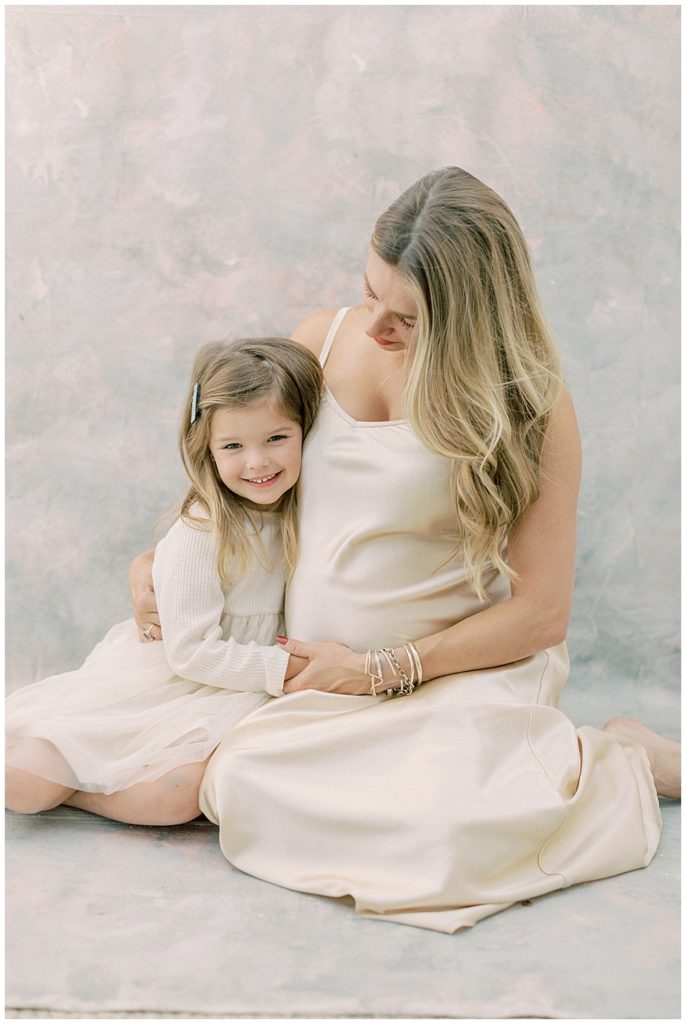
[318,307,350,368]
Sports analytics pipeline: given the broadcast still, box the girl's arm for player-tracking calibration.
[152,517,290,696]
[281,389,582,694]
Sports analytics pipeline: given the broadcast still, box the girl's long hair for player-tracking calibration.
[372,166,562,597]
[179,338,323,584]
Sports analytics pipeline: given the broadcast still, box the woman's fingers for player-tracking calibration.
[276,636,309,657]
[284,654,309,680]
[278,640,369,694]
[140,623,162,643]
[128,550,159,630]
[135,605,161,630]
[135,599,162,641]
[131,585,161,637]
[283,662,372,696]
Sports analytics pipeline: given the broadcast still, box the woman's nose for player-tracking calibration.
[365,307,392,338]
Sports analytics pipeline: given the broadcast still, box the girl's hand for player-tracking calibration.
[278,638,373,696]
[129,550,163,642]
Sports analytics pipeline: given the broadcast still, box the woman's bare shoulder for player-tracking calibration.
[291,308,340,356]
[291,306,367,356]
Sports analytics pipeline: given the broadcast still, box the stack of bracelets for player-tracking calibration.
[364,643,423,697]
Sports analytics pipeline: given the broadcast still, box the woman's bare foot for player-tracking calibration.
[603,717,681,799]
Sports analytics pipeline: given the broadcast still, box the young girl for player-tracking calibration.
[5,337,323,825]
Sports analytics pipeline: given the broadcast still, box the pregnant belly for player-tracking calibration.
[285,564,510,650]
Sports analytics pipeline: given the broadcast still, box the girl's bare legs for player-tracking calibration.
[603,717,681,799]
[5,765,75,813]
[64,760,209,825]
[6,759,209,825]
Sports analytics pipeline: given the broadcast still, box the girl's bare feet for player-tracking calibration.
[603,717,681,799]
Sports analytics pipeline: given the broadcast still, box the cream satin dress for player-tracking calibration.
[200,308,661,933]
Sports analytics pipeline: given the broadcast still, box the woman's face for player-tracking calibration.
[362,250,417,352]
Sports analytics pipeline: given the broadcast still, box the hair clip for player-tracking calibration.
[190,382,201,425]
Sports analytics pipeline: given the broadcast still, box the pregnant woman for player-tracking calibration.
[131,166,679,932]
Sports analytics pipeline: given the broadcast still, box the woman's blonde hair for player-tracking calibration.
[372,166,562,597]
[179,338,323,584]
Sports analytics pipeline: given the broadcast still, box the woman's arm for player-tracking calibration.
[151,517,294,696]
[129,549,161,641]
[417,387,581,677]
[281,389,581,694]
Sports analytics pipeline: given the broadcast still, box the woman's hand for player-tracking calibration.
[129,550,162,643]
[278,638,373,696]
[284,653,309,681]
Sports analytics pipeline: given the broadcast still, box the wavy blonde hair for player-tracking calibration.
[179,338,323,584]
[372,167,562,597]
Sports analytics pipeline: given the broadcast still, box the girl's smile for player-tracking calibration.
[209,400,303,507]
[242,470,283,488]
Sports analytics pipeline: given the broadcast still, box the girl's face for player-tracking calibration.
[208,398,303,509]
[362,249,418,352]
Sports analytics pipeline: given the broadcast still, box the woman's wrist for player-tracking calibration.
[393,645,413,683]
[351,651,367,676]
[361,643,425,696]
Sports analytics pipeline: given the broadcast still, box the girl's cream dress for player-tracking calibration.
[5,511,289,794]
[199,308,662,933]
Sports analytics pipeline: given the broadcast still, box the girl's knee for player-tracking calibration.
[152,764,205,824]
[5,764,70,814]
[156,786,201,824]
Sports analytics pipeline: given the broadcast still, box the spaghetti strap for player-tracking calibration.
[318,307,350,368]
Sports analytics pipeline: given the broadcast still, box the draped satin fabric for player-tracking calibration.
[199,308,661,932]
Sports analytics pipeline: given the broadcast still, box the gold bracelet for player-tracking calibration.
[404,642,423,687]
[380,646,415,697]
[374,650,384,695]
[377,649,397,692]
[364,649,384,697]
[399,644,416,687]
[365,646,421,698]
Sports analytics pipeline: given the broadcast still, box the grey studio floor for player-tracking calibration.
[5,685,681,1021]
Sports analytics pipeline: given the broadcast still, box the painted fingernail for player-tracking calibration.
[275,636,288,643]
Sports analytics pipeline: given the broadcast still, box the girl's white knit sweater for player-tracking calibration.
[152,510,290,697]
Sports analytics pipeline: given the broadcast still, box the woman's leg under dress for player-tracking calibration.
[198,646,662,933]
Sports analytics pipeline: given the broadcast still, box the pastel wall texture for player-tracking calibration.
[6,6,680,726]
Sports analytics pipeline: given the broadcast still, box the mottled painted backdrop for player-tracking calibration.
[6,5,680,728]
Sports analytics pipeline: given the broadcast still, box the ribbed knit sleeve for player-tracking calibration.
[152,516,289,697]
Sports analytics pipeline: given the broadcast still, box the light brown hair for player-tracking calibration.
[179,338,323,583]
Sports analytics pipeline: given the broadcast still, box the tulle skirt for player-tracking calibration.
[5,619,269,795]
